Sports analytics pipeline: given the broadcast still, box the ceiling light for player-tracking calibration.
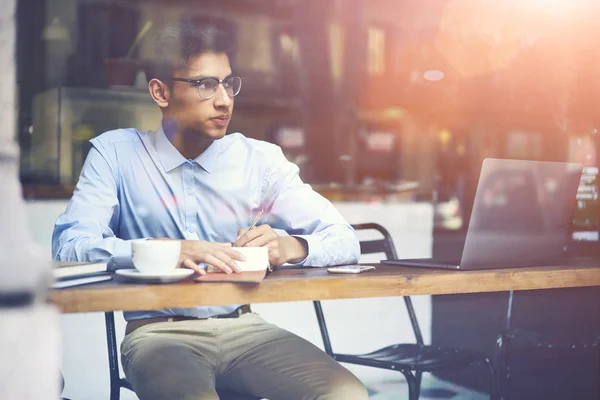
[423,70,445,81]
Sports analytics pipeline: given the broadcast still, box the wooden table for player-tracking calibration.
[50,264,600,313]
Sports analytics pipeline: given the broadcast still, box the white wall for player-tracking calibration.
[27,200,432,399]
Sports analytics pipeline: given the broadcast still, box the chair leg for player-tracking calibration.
[402,371,420,400]
[495,334,510,400]
[503,341,512,400]
[105,312,122,400]
[414,371,422,399]
[110,384,120,400]
[483,357,498,400]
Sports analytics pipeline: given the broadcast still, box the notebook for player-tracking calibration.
[53,273,113,289]
[52,261,107,279]
[382,158,583,270]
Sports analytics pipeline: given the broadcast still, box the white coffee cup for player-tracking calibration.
[131,240,181,274]
[232,247,269,271]
[204,247,269,273]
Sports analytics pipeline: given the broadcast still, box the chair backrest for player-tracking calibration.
[313,223,424,356]
[352,223,398,260]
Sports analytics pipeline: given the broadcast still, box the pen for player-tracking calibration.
[248,208,264,231]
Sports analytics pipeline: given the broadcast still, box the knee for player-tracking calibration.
[318,372,369,400]
[181,393,219,400]
[135,387,219,400]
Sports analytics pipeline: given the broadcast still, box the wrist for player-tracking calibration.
[283,236,308,264]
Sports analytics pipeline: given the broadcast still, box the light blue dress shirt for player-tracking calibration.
[52,124,360,321]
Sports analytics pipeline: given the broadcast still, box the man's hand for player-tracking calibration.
[234,225,308,267]
[180,240,246,275]
[153,239,245,275]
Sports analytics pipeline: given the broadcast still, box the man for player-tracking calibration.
[52,22,367,400]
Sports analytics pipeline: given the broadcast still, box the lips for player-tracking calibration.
[211,115,230,128]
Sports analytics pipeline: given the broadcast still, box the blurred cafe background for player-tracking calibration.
[13,0,600,398]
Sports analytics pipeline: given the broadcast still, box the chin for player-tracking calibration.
[205,129,227,140]
[203,126,228,140]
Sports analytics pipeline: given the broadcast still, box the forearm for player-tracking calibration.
[263,146,360,267]
[52,235,133,269]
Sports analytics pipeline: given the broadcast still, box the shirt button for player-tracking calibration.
[188,228,195,233]
[187,188,193,195]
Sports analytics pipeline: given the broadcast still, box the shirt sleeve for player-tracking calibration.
[262,147,360,267]
[51,142,133,269]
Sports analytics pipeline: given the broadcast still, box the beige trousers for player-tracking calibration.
[121,312,369,400]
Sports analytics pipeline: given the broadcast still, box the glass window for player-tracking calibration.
[367,26,385,75]
[235,14,274,74]
[329,23,343,81]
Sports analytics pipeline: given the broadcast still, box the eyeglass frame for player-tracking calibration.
[170,76,243,99]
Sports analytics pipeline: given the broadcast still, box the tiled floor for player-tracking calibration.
[367,375,488,400]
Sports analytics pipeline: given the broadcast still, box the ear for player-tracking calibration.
[148,78,170,108]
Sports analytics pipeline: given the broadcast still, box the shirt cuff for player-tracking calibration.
[287,235,322,267]
[107,239,135,270]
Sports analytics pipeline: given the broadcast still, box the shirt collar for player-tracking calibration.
[153,122,224,174]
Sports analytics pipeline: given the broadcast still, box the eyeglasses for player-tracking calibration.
[171,76,242,99]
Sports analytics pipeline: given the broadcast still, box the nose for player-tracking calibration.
[213,83,233,108]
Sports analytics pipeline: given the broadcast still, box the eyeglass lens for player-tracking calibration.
[197,77,242,99]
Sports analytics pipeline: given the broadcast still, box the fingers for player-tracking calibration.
[182,259,206,275]
[234,228,251,247]
[202,252,239,274]
[182,241,243,274]
[236,228,249,240]
[244,228,278,248]
[235,225,274,247]
[224,247,246,262]
[243,235,274,248]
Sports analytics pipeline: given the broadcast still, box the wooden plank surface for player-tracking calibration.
[49,264,600,313]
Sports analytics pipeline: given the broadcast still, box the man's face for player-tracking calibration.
[166,52,234,140]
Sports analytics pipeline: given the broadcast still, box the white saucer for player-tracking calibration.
[115,268,194,283]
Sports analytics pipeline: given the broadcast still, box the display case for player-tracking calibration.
[29,87,160,184]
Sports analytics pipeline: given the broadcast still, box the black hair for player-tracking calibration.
[143,19,234,83]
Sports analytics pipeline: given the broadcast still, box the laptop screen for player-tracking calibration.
[461,159,583,268]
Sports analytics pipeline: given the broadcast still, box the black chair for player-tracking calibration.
[105,312,133,400]
[495,290,600,399]
[105,312,263,400]
[313,223,497,400]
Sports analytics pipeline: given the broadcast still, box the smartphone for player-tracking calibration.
[327,265,376,274]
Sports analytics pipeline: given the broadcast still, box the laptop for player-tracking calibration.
[382,158,583,270]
